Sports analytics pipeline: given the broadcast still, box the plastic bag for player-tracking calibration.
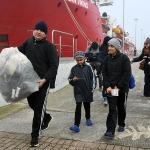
[0,47,40,103]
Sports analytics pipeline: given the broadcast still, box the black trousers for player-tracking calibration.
[27,83,50,138]
[74,102,91,126]
[106,92,128,134]
[144,74,150,96]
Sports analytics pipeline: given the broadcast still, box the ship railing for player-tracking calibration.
[52,30,75,57]
[95,0,113,6]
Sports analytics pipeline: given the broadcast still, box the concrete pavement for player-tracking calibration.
[0,62,150,150]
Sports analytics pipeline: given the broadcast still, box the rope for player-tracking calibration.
[64,0,91,43]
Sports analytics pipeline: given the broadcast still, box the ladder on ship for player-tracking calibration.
[52,30,75,57]
[52,30,89,57]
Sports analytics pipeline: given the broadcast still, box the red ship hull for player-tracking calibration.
[0,0,104,57]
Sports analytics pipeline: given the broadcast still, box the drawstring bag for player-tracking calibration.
[129,74,135,89]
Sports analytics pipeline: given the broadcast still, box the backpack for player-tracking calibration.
[129,74,135,89]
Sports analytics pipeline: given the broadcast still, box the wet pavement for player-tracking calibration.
[0,62,150,150]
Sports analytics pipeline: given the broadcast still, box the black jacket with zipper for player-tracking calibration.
[18,37,59,84]
[68,63,95,102]
[102,51,131,93]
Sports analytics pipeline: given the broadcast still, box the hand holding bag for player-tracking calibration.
[139,59,146,70]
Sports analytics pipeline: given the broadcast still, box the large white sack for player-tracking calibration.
[0,47,40,103]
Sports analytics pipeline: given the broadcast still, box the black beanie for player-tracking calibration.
[34,21,48,34]
[91,41,99,49]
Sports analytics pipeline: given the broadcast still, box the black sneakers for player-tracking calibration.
[41,114,52,130]
[118,126,125,132]
[30,137,39,147]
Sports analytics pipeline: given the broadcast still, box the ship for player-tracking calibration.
[0,0,134,57]
[0,0,112,57]
[112,26,136,56]
[101,12,136,56]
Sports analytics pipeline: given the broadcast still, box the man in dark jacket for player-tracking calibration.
[18,21,59,147]
[98,36,111,66]
[97,36,111,105]
[85,41,102,90]
[102,38,131,138]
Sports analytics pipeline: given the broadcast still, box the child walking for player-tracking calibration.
[68,51,96,132]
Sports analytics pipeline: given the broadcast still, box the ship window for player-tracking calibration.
[57,2,61,7]
[75,8,78,12]
[0,34,8,42]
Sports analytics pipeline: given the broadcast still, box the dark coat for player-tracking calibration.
[102,52,131,93]
[97,36,111,74]
[18,37,59,84]
[97,36,111,64]
[68,63,95,102]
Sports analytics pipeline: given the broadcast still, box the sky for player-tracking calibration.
[100,0,150,50]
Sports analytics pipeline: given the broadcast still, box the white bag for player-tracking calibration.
[0,47,40,103]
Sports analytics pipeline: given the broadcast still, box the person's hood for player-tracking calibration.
[103,36,111,45]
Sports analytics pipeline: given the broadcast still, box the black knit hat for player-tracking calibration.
[34,21,48,34]
[91,41,99,49]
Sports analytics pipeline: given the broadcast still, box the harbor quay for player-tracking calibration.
[0,61,150,150]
